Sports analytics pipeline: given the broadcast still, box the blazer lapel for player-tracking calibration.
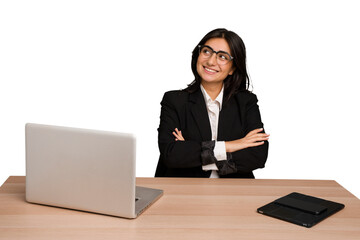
[218,97,239,141]
[189,90,212,141]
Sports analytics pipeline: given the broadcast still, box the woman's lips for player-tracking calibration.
[203,66,218,74]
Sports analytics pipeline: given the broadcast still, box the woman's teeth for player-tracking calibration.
[205,67,216,73]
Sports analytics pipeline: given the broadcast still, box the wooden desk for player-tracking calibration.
[0,176,359,239]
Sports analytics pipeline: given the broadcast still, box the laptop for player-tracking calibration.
[257,192,344,228]
[25,123,163,218]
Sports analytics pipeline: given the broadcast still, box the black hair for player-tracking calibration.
[186,28,251,102]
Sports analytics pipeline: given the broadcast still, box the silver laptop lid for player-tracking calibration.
[25,123,137,218]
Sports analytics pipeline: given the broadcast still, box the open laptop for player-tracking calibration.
[25,123,163,218]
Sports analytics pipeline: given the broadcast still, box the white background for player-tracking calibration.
[1,0,359,198]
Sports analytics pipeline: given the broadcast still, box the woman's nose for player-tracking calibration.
[206,53,217,66]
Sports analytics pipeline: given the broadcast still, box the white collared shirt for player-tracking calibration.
[200,84,227,178]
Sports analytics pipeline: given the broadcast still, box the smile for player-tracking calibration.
[203,66,218,73]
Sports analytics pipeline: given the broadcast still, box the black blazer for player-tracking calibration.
[155,88,269,178]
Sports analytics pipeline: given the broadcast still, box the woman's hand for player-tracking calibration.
[225,128,269,153]
[172,128,185,141]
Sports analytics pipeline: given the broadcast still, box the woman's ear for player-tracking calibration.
[229,67,236,76]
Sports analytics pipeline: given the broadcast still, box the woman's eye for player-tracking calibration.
[202,49,211,55]
[218,54,229,61]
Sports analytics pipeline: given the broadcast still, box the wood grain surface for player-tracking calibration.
[0,176,359,240]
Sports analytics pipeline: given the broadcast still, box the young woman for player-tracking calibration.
[155,28,269,178]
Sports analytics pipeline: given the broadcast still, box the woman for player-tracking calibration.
[155,28,269,178]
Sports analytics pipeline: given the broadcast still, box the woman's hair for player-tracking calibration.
[186,28,251,102]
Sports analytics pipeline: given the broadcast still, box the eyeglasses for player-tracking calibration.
[198,45,234,65]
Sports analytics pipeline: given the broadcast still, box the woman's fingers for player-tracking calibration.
[246,128,264,137]
[172,128,185,141]
[172,131,180,139]
[242,130,269,148]
[246,129,269,141]
[226,129,269,152]
[248,133,270,142]
[248,141,265,147]
[175,128,181,135]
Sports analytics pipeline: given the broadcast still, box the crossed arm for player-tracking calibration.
[173,127,270,153]
[158,91,269,175]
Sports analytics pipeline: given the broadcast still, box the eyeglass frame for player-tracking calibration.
[197,45,234,65]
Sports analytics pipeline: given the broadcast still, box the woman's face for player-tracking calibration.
[196,38,235,85]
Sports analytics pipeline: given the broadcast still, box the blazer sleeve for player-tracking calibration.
[231,93,269,173]
[157,92,203,169]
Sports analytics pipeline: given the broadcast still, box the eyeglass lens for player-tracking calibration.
[199,46,232,65]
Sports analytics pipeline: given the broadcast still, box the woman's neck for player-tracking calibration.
[201,81,223,100]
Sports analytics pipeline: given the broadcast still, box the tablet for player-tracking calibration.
[257,192,345,228]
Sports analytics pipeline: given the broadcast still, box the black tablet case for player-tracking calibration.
[257,192,345,228]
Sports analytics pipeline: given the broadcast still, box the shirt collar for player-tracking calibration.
[200,84,224,110]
